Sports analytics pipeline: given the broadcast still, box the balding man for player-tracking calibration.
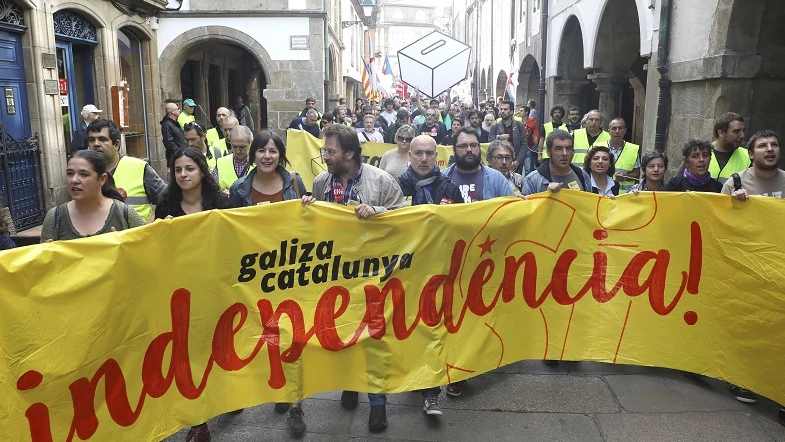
[398,135,465,206]
[160,102,187,165]
[206,107,233,147]
[212,115,239,155]
[212,124,252,191]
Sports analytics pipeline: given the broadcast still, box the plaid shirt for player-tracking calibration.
[327,167,363,204]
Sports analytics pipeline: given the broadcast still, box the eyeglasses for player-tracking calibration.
[455,142,480,150]
[321,148,340,157]
[426,113,437,117]
[183,121,202,132]
[397,137,413,143]
[412,150,436,158]
[492,155,512,162]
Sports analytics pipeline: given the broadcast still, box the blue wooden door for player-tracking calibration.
[0,30,30,139]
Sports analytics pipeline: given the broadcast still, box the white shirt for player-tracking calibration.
[358,131,384,143]
[590,173,617,196]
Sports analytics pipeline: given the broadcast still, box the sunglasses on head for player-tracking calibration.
[183,121,202,131]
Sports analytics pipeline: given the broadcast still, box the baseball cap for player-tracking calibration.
[183,98,196,107]
[82,104,102,114]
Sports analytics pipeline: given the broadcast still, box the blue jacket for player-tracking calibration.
[441,163,516,200]
[229,165,306,208]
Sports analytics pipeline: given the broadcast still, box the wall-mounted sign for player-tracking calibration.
[42,53,57,70]
[290,35,309,50]
[59,96,68,107]
[43,80,59,95]
[59,79,68,95]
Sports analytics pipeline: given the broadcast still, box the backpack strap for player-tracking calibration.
[732,173,742,192]
[290,171,302,199]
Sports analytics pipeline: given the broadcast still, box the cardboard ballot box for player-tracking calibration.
[397,31,471,98]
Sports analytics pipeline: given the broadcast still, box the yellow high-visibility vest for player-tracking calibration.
[206,128,220,147]
[709,147,751,183]
[216,154,250,190]
[112,156,151,221]
[177,112,195,129]
[610,141,640,192]
[572,129,610,167]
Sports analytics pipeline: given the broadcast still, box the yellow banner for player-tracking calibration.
[286,129,488,191]
[1,191,784,441]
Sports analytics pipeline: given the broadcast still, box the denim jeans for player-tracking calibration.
[368,393,387,406]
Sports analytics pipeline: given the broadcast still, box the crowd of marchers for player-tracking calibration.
[1,92,783,441]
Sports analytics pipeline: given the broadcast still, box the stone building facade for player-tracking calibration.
[0,0,165,231]
[156,0,330,136]
[451,0,785,172]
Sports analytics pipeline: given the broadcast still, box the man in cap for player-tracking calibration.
[178,98,196,129]
[71,104,102,153]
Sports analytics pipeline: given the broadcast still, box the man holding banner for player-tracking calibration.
[301,123,406,432]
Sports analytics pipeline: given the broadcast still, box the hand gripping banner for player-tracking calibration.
[0,191,783,441]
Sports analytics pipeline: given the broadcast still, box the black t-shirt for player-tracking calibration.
[587,133,600,146]
[712,149,733,171]
[155,202,187,219]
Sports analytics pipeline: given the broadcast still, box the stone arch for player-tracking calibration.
[593,0,640,72]
[112,19,154,41]
[555,15,591,112]
[159,26,278,130]
[495,70,508,102]
[50,2,108,29]
[516,55,539,105]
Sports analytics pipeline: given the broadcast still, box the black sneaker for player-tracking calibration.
[423,395,443,416]
[543,360,559,366]
[729,385,757,404]
[287,406,306,436]
[368,404,387,432]
[341,390,359,410]
[778,406,784,426]
[446,380,466,397]
[274,402,290,414]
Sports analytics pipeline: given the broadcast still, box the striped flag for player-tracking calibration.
[383,55,394,76]
[362,61,374,99]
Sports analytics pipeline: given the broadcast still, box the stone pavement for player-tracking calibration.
[163,361,785,441]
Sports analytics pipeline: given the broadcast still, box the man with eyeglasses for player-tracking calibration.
[206,107,232,147]
[441,127,515,205]
[384,109,411,144]
[487,139,524,195]
[417,109,447,144]
[161,102,187,166]
[184,121,223,171]
[300,123,405,433]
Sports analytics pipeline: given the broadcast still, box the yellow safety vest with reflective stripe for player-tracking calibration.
[541,121,569,159]
[206,128,220,147]
[177,112,195,129]
[708,146,750,183]
[572,129,610,167]
[212,138,229,155]
[610,141,640,192]
[216,154,250,190]
[112,156,151,221]
[204,146,222,171]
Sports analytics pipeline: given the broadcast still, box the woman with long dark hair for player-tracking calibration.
[40,150,144,242]
[151,147,227,221]
[583,145,620,196]
[229,130,307,437]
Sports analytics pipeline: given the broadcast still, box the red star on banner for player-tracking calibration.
[477,235,496,256]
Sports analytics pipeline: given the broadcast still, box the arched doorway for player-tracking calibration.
[0,0,30,140]
[593,0,644,141]
[517,55,539,106]
[177,40,267,130]
[496,70,508,102]
[556,15,593,113]
[54,9,98,155]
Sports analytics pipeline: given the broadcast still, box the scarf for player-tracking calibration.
[399,165,441,205]
[683,168,711,187]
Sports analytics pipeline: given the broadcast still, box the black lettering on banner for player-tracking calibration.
[238,253,258,282]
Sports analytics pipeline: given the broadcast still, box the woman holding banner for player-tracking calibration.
[228,130,308,437]
[40,150,144,242]
[379,125,416,179]
[150,147,227,442]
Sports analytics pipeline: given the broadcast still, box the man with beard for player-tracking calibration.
[711,112,750,184]
[538,105,568,162]
[721,130,785,419]
[441,127,514,204]
[566,106,582,133]
[489,100,529,175]
[300,123,405,433]
[467,110,489,143]
[398,135,465,205]
[523,129,591,196]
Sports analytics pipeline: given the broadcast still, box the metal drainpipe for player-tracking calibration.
[490,0,494,99]
[324,0,329,111]
[537,0,548,129]
[654,0,672,152]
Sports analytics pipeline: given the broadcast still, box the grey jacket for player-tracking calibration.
[522,160,592,196]
[312,163,406,213]
[488,119,529,164]
[228,165,306,208]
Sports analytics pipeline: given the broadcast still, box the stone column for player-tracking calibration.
[555,79,590,110]
[587,73,630,126]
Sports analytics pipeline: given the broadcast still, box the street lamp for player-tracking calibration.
[342,0,375,28]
